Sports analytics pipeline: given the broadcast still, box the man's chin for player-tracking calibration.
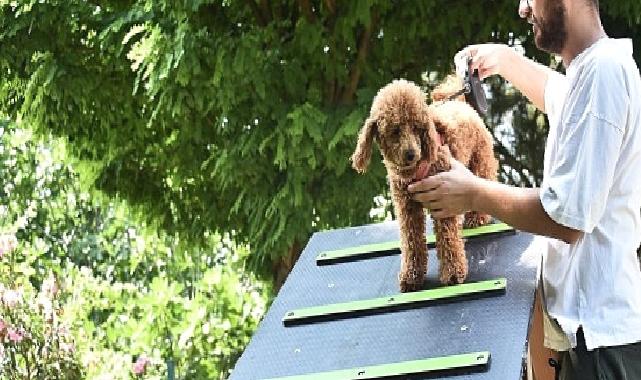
[531,23,566,54]
[534,34,563,55]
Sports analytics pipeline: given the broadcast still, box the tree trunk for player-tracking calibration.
[272,240,304,293]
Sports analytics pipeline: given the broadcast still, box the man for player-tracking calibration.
[408,0,641,378]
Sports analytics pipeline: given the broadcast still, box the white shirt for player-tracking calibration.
[540,38,641,350]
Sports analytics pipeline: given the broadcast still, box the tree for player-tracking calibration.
[1,0,640,288]
[0,119,268,378]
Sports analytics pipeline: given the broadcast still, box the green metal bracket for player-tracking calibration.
[265,351,490,380]
[283,278,506,326]
[316,222,514,265]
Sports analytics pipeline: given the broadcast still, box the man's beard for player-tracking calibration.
[531,1,568,54]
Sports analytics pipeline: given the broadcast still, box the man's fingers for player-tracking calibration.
[428,200,444,210]
[458,45,481,72]
[466,45,480,58]
[456,45,477,61]
[479,64,498,80]
[411,191,442,205]
[430,209,447,219]
[430,208,456,219]
[470,54,481,72]
[411,193,424,203]
[478,67,490,80]
[408,175,443,193]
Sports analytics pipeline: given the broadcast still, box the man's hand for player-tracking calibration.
[455,42,552,111]
[408,157,481,219]
[455,44,513,80]
[409,155,581,244]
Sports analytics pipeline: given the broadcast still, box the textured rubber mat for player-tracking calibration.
[230,220,539,380]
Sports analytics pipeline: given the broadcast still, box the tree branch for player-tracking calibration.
[297,0,316,23]
[493,138,534,187]
[322,0,338,105]
[246,0,267,27]
[258,0,272,24]
[272,1,283,22]
[272,240,303,292]
[324,0,336,15]
[340,12,378,105]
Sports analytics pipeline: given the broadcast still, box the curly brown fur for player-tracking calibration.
[351,78,498,291]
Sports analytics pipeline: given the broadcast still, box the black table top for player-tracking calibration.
[230,220,539,380]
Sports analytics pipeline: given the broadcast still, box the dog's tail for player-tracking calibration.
[431,75,465,102]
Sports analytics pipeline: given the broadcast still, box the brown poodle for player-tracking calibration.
[351,77,498,292]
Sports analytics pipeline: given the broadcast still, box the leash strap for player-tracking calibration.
[446,82,471,101]
[432,82,471,107]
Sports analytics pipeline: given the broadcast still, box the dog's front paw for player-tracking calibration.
[398,271,424,292]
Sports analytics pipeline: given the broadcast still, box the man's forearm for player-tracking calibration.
[499,48,555,112]
[472,179,581,244]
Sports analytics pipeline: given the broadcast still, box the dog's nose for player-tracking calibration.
[405,150,416,162]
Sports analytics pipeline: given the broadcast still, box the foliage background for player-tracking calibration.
[0,121,268,378]
[0,0,640,378]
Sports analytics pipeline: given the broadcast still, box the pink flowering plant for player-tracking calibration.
[0,234,83,379]
[132,354,151,377]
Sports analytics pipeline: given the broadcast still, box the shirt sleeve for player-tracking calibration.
[544,70,569,126]
[540,60,629,233]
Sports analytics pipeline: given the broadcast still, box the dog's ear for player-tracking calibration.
[426,121,440,163]
[351,117,378,173]
[420,110,440,164]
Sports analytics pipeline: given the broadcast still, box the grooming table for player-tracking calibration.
[230,220,539,379]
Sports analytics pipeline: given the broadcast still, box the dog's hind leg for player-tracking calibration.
[464,137,498,228]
